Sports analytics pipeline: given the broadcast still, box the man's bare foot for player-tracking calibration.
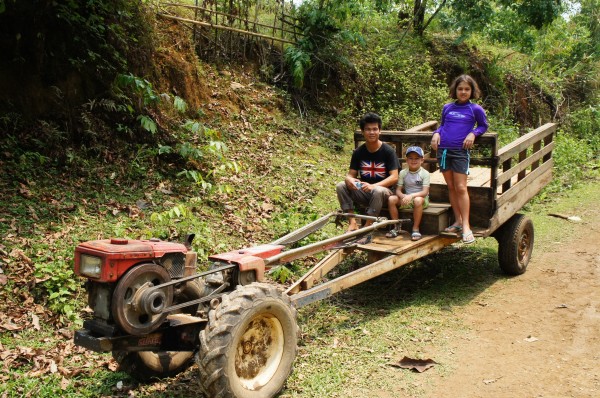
[346,226,359,233]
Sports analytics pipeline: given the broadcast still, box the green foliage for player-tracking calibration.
[562,105,600,157]
[353,34,448,127]
[285,0,364,89]
[35,258,80,322]
[439,0,564,49]
[284,46,312,88]
[173,96,188,113]
[148,202,215,259]
[268,265,295,283]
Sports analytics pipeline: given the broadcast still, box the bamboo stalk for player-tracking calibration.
[158,13,297,44]
[161,2,302,36]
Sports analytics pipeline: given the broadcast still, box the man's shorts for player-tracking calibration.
[399,195,430,210]
[437,148,470,175]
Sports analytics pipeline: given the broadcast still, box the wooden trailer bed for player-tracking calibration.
[288,120,556,307]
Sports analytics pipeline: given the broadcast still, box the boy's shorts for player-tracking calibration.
[437,148,470,175]
[399,195,430,210]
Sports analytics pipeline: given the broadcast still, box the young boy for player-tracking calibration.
[386,146,430,241]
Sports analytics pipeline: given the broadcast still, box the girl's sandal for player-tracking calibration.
[444,224,462,233]
[462,230,475,244]
[411,231,422,241]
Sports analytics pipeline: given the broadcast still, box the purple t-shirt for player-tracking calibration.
[434,101,488,149]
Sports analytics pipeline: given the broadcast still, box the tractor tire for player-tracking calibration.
[197,283,298,398]
[112,280,205,381]
[496,214,534,275]
[112,350,195,381]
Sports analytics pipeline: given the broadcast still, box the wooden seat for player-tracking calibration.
[397,202,450,235]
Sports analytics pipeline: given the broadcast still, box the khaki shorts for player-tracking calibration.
[399,195,429,210]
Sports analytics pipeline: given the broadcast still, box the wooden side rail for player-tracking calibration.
[495,123,556,194]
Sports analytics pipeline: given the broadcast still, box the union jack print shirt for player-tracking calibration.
[350,143,399,184]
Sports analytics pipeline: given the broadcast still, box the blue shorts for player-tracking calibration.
[437,148,470,175]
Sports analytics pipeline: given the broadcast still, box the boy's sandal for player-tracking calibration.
[444,224,462,233]
[411,231,422,241]
[386,229,400,238]
[462,230,475,244]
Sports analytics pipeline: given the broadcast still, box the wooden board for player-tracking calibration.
[429,167,492,187]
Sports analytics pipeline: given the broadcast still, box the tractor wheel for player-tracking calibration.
[197,283,298,398]
[496,214,534,275]
[112,350,195,381]
[112,279,205,381]
[112,263,173,335]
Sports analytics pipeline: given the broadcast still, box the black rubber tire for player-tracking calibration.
[496,214,534,275]
[197,283,298,398]
[112,350,195,381]
[112,280,205,381]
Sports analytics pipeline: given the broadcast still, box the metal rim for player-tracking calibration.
[235,313,285,390]
[518,228,532,265]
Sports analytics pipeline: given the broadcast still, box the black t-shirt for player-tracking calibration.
[350,143,399,184]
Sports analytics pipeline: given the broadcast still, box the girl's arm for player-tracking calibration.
[472,104,489,136]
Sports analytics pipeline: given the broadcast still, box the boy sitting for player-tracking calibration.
[386,146,430,241]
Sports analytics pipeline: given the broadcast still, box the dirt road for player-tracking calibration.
[427,192,600,398]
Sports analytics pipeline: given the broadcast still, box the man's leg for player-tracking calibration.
[364,186,393,227]
[336,181,368,231]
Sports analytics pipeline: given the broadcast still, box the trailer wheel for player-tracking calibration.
[496,214,534,275]
[112,280,205,380]
[198,283,298,398]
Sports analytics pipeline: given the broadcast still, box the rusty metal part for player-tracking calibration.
[270,212,337,246]
[264,217,401,266]
[111,264,173,335]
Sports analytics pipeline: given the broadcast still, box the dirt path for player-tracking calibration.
[427,199,600,397]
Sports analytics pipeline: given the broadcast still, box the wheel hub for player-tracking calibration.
[111,264,173,335]
[235,315,284,390]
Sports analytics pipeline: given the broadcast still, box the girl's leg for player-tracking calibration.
[452,172,471,232]
[442,170,462,226]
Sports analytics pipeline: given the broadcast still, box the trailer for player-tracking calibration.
[73,121,556,398]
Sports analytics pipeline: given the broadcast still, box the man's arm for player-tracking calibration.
[372,168,398,189]
[344,169,361,190]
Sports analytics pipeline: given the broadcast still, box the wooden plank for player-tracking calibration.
[497,123,556,163]
[285,249,347,295]
[406,120,439,131]
[496,160,553,209]
[290,236,458,308]
[496,142,554,186]
[429,167,492,188]
[489,165,553,233]
[354,131,498,147]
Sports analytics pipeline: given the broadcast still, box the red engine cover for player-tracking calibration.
[74,238,188,282]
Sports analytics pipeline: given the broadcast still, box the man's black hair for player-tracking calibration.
[359,112,382,131]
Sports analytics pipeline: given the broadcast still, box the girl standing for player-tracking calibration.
[431,74,488,244]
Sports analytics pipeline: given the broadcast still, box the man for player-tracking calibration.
[336,112,399,233]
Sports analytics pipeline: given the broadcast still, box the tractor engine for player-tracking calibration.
[74,237,208,336]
